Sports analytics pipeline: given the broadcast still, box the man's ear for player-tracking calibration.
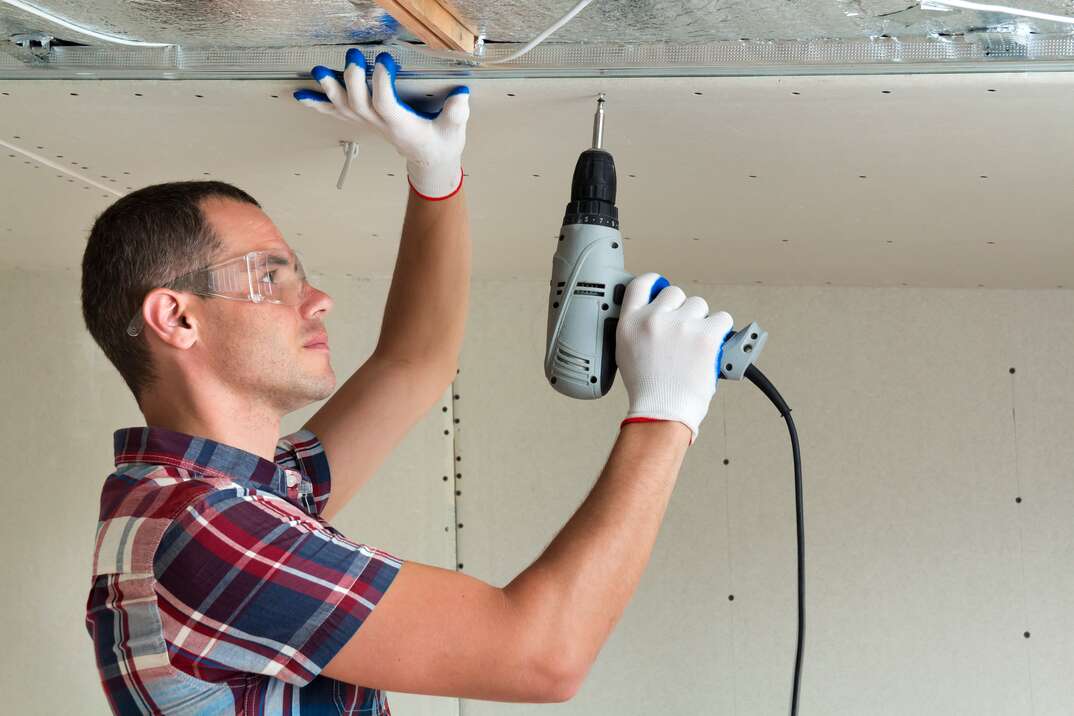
[142,289,198,349]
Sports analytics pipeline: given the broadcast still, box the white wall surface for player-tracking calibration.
[1,269,1071,715]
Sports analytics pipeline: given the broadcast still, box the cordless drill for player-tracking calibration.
[544,94,768,400]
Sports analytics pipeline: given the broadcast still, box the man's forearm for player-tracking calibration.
[503,421,692,681]
[375,187,471,373]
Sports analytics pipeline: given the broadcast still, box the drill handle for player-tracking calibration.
[646,281,768,382]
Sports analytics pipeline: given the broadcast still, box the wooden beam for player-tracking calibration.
[373,0,478,53]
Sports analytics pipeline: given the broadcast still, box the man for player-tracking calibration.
[81,50,733,714]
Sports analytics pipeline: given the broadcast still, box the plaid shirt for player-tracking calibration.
[86,426,402,715]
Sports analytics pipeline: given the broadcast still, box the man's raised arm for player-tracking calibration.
[295,50,471,518]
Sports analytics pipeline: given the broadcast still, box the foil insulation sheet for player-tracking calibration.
[0,0,401,47]
[5,0,1074,77]
[453,0,1074,43]
[4,0,1074,49]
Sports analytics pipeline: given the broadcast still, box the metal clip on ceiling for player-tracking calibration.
[337,140,359,190]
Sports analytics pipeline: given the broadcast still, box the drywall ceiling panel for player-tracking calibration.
[2,71,1074,289]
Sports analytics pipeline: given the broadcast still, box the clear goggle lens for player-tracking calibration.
[127,250,310,337]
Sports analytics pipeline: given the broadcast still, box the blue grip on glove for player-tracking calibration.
[646,275,733,382]
[648,276,670,303]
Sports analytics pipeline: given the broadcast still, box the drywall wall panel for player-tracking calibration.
[1007,291,1074,716]
[0,269,459,716]
[454,281,1073,715]
[719,287,1031,716]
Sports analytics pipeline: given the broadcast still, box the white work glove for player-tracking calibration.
[616,272,734,446]
[294,49,470,200]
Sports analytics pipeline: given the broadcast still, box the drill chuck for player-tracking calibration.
[563,149,618,229]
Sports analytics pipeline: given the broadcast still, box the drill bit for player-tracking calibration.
[592,93,606,150]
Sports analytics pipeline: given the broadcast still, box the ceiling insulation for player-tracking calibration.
[1,0,400,48]
[5,0,1074,76]
[4,0,1074,47]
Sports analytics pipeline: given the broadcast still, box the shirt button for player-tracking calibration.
[284,469,300,488]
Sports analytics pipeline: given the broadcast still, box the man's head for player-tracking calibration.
[81,181,335,416]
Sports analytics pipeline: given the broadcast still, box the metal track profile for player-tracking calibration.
[7,35,1074,79]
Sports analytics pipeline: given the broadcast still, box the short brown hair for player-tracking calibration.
[81,180,261,404]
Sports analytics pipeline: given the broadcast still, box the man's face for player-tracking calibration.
[194,197,336,414]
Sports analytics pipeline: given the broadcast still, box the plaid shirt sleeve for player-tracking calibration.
[153,486,402,686]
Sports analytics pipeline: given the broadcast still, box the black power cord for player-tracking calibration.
[744,364,804,716]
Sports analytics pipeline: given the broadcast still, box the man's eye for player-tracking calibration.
[260,270,277,284]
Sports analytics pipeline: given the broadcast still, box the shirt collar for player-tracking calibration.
[113,425,288,496]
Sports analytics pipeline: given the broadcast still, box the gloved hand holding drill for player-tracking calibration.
[616,272,734,446]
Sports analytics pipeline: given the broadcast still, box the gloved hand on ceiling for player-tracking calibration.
[616,272,734,446]
[294,49,470,200]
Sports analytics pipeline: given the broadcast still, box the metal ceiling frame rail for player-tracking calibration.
[6,36,1074,79]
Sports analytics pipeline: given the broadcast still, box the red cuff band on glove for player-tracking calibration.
[620,417,671,429]
[407,168,464,202]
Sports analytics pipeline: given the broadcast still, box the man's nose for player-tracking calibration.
[303,284,333,320]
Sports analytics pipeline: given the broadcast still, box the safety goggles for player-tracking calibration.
[126,249,311,337]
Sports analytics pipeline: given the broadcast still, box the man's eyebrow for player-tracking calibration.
[265,253,293,267]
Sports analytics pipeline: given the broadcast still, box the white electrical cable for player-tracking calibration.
[0,138,124,196]
[387,0,597,66]
[920,0,1074,25]
[486,0,596,64]
[1,0,174,47]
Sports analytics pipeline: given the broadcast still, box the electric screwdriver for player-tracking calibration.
[542,95,805,716]
[544,94,768,400]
